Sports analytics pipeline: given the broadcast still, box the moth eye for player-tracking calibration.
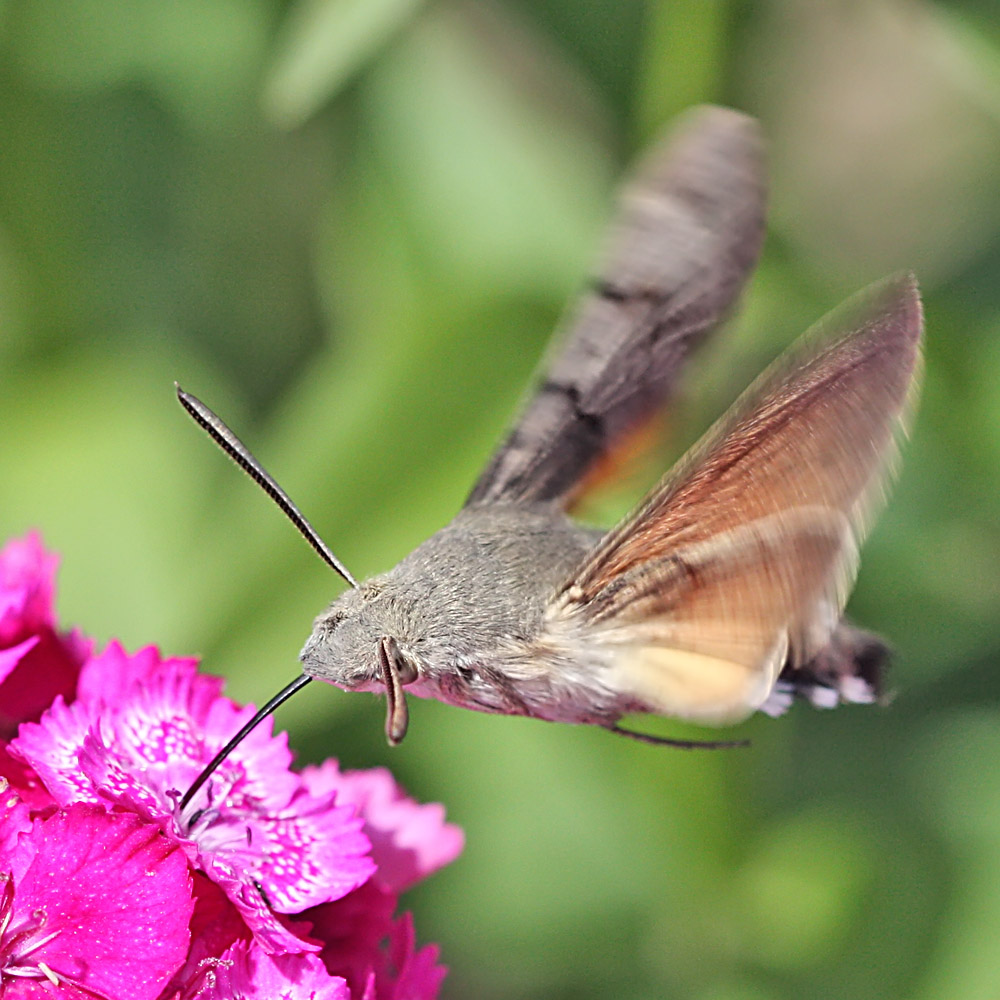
[394,651,419,685]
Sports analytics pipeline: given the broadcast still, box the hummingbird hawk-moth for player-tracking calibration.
[178,106,922,808]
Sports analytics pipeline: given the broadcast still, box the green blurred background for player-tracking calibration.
[2,1,1000,997]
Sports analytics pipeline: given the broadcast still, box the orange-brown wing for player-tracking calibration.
[543,274,923,723]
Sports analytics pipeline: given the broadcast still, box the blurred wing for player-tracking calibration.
[543,274,923,723]
[466,105,766,508]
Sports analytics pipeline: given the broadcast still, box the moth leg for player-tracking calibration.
[605,723,749,750]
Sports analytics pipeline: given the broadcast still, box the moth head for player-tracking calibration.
[300,585,406,681]
[300,585,421,745]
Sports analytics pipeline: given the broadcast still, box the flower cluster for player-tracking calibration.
[0,532,463,999]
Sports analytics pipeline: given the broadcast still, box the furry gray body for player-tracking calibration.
[300,506,635,724]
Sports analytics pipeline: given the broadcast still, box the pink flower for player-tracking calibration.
[0,790,193,999]
[0,532,462,998]
[11,642,374,954]
[0,781,30,857]
[306,880,447,1000]
[306,878,398,995]
[299,764,462,1000]
[171,941,349,999]
[368,914,449,1000]
[0,533,89,739]
[306,764,464,894]
[0,743,52,811]
[307,893,447,1000]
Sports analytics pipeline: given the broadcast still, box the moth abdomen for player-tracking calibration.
[763,623,890,717]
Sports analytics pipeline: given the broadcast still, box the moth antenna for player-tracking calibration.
[176,384,358,589]
[180,673,313,811]
[608,724,750,750]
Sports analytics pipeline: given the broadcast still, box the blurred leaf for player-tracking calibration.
[0,342,219,651]
[637,0,732,135]
[699,986,779,1000]
[506,0,645,114]
[262,0,426,127]
[354,2,611,295]
[8,0,269,128]
[741,0,1000,286]
[734,806,875,970]
[908,712,1000,1000]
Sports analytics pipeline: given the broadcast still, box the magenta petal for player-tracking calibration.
[0,780,32,871]
[9,697,99,805]
[200,853,324,956]
[0,533,57,641]
[78,729,178,823]
[0,629,88,740]
[0,533,89,740]
[187,941,350,1000]
[381,913,448,1000]
[0,636,39,686]
[12,655,376,956]
[11,804,193,1000]
[255,786,374,913]
[166,872,249,990]
[75,640,201,707]
[0,743,53,812]
[198,695,299,803]
[11,649,225,815]
[315,905,447,1000]
[306,880,397,997]
[303,763,464,894]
